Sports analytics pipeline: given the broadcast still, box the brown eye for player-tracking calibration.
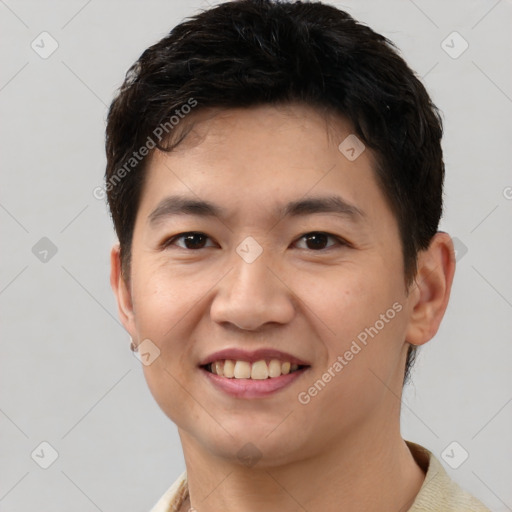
[165,232,215,250]
[295,232,344,251]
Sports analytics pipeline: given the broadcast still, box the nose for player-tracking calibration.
[209,252,295,331]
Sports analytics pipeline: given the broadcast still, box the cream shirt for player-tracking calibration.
[149,441,491,512]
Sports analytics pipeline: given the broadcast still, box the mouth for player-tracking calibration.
[198,349,311,399]
[200,359,309,379]
[198,347,311,379]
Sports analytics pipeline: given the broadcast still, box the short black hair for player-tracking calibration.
[105,0,444,385]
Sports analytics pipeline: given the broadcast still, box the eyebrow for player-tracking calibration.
[147,194,365,226]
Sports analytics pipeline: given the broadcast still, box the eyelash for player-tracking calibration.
[161,231,350,251]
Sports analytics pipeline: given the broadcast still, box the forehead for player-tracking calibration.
[136,103,390,229]
[166,103,351,158]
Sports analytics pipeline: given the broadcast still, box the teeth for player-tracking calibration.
[251,360,269,380]
[234,360,251,378]
[223,359,235,378]
[268,359,282,378]
[214,361,224,377]
[206,358,305,379]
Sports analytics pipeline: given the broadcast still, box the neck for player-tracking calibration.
[178,417,425,512]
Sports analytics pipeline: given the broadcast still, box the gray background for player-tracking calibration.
[1,0,511,510]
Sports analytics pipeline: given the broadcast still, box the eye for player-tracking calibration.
[162,231,348,251]
[163,232,216,250]
[294,232,347,251]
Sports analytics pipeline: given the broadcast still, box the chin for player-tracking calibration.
[199,425,311,468]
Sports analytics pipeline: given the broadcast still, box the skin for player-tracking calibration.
[111,103,455,512]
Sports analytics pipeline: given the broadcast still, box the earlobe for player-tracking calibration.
[110,244,136,336]
[405,232,456,346]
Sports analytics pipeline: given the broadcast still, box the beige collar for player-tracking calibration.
[150,441,490,512]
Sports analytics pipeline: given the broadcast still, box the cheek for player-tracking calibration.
[304,262,407,376]
[294,275,407,437]
[130,261,202,397]
[133,264,204,424]
[131,258,201,340]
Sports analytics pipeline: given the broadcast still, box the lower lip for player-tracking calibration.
[200,367,309,399]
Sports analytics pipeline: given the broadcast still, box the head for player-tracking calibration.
[107,0,454,464]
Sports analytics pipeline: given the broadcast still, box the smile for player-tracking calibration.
[202,359,307,379]
[200,359,310,399]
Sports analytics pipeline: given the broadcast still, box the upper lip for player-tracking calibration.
[198,348,311,366]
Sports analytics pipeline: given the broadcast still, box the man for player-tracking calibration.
[105,1,490,510]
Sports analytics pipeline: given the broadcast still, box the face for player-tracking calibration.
[112,103,434,466]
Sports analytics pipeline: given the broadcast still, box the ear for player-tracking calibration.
[405,232,456,346]
[110,244,137,337]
